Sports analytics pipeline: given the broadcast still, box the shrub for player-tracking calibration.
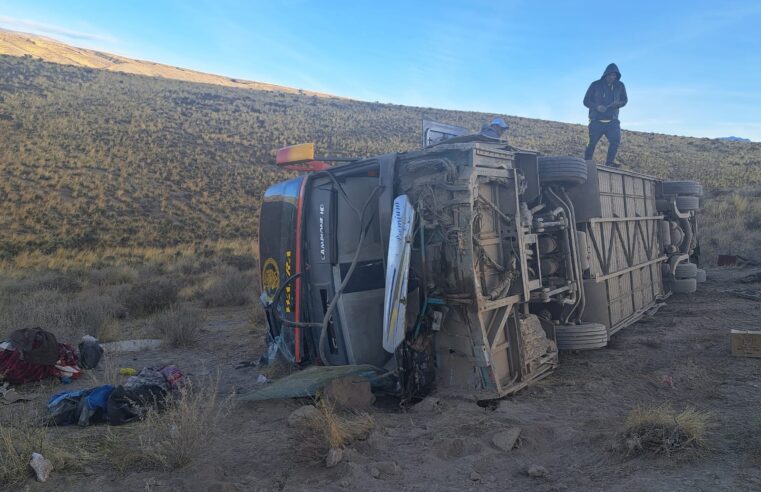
[201,267,253,308]
[0,290,73,339]
[291,399,375,464]
[124,278,179,317]
[169,256,216,276]
[0,290,123,341]
[621,404,710,456]
[88,266,137,286]
[0,271,82,295]
[65,295,125,338]
[152,305,203,347]
[220,253,258,271]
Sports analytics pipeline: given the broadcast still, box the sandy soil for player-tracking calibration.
[8,267,761,491]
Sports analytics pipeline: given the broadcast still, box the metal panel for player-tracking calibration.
[398,143,558,399]
[575,166,667,335]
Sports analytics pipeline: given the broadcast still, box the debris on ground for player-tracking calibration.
[47,366,185,426]
[322,376,374,411]
[234,360,258,369]
[0,383,36,404]
[48,384,114,426]
[29,453,52,482]
[730,329,761,358]
[491,427,522,452]
[717,255,739,267]
[0,328,81,384]
[469,470,482,481]
[237,364,385,401]
[1,388,35,404]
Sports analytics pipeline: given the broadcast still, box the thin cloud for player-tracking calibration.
[0,16,118,43]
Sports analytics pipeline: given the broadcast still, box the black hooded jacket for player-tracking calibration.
[583,63,627,121]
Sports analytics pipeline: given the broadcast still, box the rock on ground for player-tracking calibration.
[326,447,343,468]
[287,405,320,428]
[527,465,547,478]
[368,461,400,479]
[491,427,522,452]
[322,377,374,410]
[30,452,52,482]
[409,396,444,413]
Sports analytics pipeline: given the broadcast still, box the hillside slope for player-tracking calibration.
[1,54,760,257]
[0,28,333,97]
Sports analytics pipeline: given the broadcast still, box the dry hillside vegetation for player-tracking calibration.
[700,187,761,263]
[0,29,333,96]
[0,240,260,345]
[1,54,760,259]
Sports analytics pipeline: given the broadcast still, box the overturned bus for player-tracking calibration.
[258,123,703,401]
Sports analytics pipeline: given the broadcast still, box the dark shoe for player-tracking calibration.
[605,161,621,168]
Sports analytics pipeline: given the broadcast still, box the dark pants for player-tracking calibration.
[584,119,621,165]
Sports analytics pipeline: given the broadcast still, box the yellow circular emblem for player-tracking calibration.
[262,258,280,301]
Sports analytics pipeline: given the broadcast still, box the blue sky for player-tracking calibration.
[1,0,760,140]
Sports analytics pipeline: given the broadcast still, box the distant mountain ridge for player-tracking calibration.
[0,28,336,98]
[718,136,751,142]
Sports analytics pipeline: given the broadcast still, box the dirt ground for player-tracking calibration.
[7,266,761,491]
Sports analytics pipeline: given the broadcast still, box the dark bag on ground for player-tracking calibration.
[8,327,59,365]
[106,384,168,425]
[78,336,103,369]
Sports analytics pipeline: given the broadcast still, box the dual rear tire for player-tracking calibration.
[538,156,588,186]
[555,323,608,350]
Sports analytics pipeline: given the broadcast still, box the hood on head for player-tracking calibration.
[601,63,621,81]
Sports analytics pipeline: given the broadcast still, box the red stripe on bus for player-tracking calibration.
[293,177,307,363]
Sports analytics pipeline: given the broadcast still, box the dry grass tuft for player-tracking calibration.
[622,404,711,456]
[248,300,266,328]
[0,410,76,485]
[96,316,121,343]
[105,376,232,471]
[292,399,375,463]
[152,304,203,347]
[86,351,120,387]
